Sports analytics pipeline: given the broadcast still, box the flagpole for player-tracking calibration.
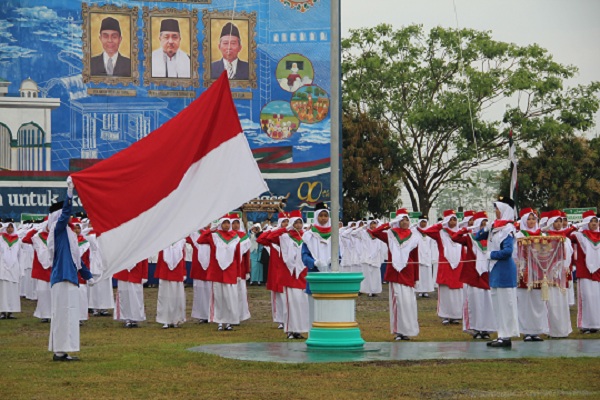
[304,1,366,349]
[330,0,341,272]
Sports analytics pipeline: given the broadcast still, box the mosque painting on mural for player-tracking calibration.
[0,0,332,217]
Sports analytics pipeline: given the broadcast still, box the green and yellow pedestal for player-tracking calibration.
[305,272,365,350]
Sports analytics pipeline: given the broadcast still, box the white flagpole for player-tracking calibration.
[330,0,341,272]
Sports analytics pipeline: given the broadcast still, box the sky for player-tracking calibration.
[341,0,600,135]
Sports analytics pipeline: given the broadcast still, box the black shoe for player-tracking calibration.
[394,334,410,341]
[293,333,305,339]
[277,323,284,329]
[225,324,233,331]
[99,310,110,316]
[198,319,208,324]
[6,313,15,319]
[523,335,533,342]
[217,324,223,331]
[473,332,483,339]
[481,332,491,339]
[53,354,80,362]
[0,313,5,319]
[125,322,132,328]
[41,318,50,323]
[423,293,430,298]
[287,333,295,339]
[489,338,512,348]
[486,340,496,347]
[79,321,84,327]
[450,319,461,325]
[442,319,450,325]
[531,335,544,342]
[131,322,139,328]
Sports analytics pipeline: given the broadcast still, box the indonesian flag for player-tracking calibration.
[508,129,518,210]
[72,72,268,277]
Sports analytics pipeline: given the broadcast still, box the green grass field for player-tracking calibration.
[1,284,599,399]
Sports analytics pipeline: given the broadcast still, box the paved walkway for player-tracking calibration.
[189,340,600,363]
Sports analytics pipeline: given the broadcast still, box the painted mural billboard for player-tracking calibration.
[0,0,331,220]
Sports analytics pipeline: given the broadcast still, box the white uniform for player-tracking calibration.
[151,48,191,78]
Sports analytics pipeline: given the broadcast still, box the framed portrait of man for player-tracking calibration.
[82,3,139,86]
[143,7,199,88]
[202,10,257,89]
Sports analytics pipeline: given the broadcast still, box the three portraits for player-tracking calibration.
[82,4,257,89]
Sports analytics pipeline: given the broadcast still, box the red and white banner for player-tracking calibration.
[72,72,268,277]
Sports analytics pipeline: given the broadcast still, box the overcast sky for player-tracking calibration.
[341,0,600,133]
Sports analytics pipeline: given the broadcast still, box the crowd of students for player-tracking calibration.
[1,192,599,360]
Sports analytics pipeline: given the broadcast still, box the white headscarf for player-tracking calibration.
[470,216,489,276]
[488,202,516,271]
[546,216,563,231]
[249,223,261,253]
[494,201,515,222]
[440,212,461,269]
[47,206,81,272]
[472,217,487,232]
[280,216,305,278]
[442,214,458,231]
[390,212,409,229]
[519,211,538,232]
[163,239,185,271]
[579,214,599,232]
[313,209,331,228]
[212,217,240,270]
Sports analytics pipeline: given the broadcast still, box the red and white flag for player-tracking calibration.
[72,72,268,277]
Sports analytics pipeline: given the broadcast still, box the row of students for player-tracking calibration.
[2,195,599,353]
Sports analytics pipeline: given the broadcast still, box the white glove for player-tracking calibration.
[66,176,74,198]
[315,260,325,269]
[326,258,331,267]
[87,278,96,286]
[245,273,250,280]
[486,252,493,261]
[142,279,148,285]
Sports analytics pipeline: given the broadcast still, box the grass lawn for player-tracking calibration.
[1,283,599,399]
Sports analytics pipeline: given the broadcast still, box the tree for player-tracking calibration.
[342,110,406,221]
[435,169,503,216]
[499,136,600,210]
[342,24,600,216]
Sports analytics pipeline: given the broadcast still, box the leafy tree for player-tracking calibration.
[342,110,406,221]
[435,169,503,216]
[499,136,600,210]
[342,24,600,215]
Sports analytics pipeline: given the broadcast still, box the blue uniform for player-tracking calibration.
[475,230,517,288]
[50,195,92,287]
